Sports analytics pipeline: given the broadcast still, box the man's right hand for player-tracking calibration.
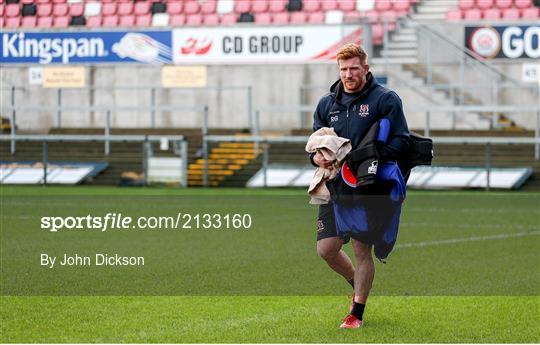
[314,151,334,169]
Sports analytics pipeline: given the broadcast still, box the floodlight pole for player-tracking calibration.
[202,105,209,188]
[10,86,16,155]
[42,141,48,186]
[57,89,62,128]
[485,143,491,191]
[105,110,111,155]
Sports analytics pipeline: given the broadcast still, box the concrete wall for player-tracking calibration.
[1,64,343,133]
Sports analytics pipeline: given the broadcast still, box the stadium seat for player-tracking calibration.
[118,14,135,26]
[362,9,379,22]
[117,2,133,16]
[6,16,21,28]
[135,14,152,26]
[102,3,116,15]
[251,0,268,13]
[268,0,286,13]
[134,2,150,15]
[185,13,203,25]
[458,0,475,10]
[463,8,482,20]
[167,1,183,15]
[184,1,200,14]
[477,0,494,9]
[21,15,37,27]
[235,0,250,13]
[53,4,68,16]
[521,6,539,19]
[53,0,67,3]
[321,0,338,11]
[339,0,356,12]
[69,2,83,16]
[201,1,216,14]
[290,11,307,23]
[21,0,35,4]
[325,9,344,23]
[37,0,51,3]
[255,12,272,24]
[501,7,520,19]
[70,15,86,26]
[483,8,501,19]
[5,4,19,17]
[202,13,220,25]
[37,3,53,16]
[151,2,166,14]
[514,0,532,8]
[380,9,397,22]
[393,0,411,12]
[102,15,118,27]
[0,5,3,17]
[446,8,463,20]
[371,23,384,45]
[238,12,254,22]
[220,12,237,24]
[495,0,513,9]
[375,0,392,11]
[84,2,101,17]
[53,15,69,27]
[152,12,169,26]
[21,3,37,16]
[169,14,186,25]
[216,0,234,14]
[343,10,361,23]
[356,0,375,11]
[38,16,53,27]
[308,11,325,23]
[303,0,320,12]
[287,0,303,11]
[272,12,289,24]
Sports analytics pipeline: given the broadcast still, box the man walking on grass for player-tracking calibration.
[310,43,410,329]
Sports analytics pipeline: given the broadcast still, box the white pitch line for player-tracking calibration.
[395,231,540,249]
[402,222,540,230]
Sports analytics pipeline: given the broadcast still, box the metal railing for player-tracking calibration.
[0,134,188,187]
[1,84,252,129]
[0,104,207,156]
[202,135,540,189]
[408,105,540,141]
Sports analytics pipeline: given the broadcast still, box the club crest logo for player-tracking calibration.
[358,104,369,117]
[368,160,378,175]
[316,219,325,233]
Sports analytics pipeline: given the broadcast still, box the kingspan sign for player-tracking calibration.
[1,31,172,65]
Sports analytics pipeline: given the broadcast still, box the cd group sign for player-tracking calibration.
[466,25,540,59]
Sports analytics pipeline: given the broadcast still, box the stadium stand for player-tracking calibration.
[446,0,539,20]
[0,0,420,45]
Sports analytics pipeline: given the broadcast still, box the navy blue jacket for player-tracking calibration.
[311,73,410,162]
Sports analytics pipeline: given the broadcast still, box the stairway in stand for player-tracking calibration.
[187,140,260,187]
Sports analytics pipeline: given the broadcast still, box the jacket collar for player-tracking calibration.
[330,72,377,104]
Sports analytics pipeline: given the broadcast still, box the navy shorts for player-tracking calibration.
[316,203,350,243]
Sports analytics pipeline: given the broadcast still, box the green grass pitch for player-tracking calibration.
[1,186,539,343]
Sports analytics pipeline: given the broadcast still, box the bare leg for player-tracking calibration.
[317,237,355,280]
[351,239,374,303]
